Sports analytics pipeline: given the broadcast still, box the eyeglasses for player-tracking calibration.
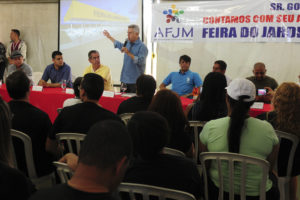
[254,72,265,75]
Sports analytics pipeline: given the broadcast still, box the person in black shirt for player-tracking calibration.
[30,120,132,200]
[117,74,156,115]
[6,71,54,177]
[187,72,227,121]
[124,111,202,199]
[0,97,35,199]
[148,90,193,157]
[46,73,122,155]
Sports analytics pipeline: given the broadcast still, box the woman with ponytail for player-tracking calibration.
[199,79,279,200]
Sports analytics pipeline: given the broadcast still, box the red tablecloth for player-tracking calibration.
[0,85,193,123]
[249,103,273,117]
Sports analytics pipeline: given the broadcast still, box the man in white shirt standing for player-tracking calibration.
[6,29,27,63]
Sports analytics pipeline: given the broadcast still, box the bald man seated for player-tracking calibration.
[246,62,278,103]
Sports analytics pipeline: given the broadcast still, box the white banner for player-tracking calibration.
[152,0,300,42]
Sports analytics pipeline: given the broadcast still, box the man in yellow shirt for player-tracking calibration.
[83,50,113,91]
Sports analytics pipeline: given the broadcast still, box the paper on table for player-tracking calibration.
[251,102,264,109]
[102,91,115,98]
[32,86,43,92]
[121,93,136,97]
[66,88,74,94]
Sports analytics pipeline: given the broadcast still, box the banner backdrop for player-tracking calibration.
[152,0,300,42]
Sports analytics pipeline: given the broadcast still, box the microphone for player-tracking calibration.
[123,39,128,47]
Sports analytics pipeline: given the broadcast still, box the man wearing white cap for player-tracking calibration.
[199,78,279,200]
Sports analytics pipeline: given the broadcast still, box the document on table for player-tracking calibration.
[251,102,264,109]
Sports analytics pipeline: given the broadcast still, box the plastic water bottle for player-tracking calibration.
[61,80,67,91]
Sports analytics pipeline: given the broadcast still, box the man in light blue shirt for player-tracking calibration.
[160,55,202,98]
[103,24,148,93]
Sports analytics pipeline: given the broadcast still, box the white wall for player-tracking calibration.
[0,2,58,73]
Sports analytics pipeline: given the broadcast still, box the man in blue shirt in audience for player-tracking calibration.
[38,51,72,88]
[103,24,148,93]
[159,55,202,98]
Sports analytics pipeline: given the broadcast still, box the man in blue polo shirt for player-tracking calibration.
[38,51,72,88]
[159,55,202,98]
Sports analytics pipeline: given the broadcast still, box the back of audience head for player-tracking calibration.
[80,73,104,101]
[148,89,188,131]
[78,120,132,189]
[212,60,227,74]
[0,97,12,166]
[127,111,169,160]
[73,77,83,98]
[201,72,227,103]
[6,70,30,100]
[272,82,300,135]
[136,74,156,101]
[226,79,255,153]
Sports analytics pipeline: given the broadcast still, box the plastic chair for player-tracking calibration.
[199,152,270,200]
[53,161,73,183]
[162,147,185,157]
[119,113,134,125]
[189,121,206,162]
[118,182,196,200]
[56,133,86,155]
[10,129,55,187]
[275,130,299,200]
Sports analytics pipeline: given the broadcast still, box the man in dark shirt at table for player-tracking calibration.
[30,120,132,200]
[46,73,121,155]
[124,111,202,199]
[246,62,278,103]
[117,74,156,115]
[38,51,72,88]
[6,70,54,177]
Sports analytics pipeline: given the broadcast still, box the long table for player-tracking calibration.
[0,85,193,122]
[0,85,272,122]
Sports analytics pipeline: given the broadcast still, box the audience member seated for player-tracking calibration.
[46,73,121,155]
[257,82,300,200]
[212,60,231,85]
[124,111,202,199]
[0,97,35,199]
[30,120,132,200]
[187,72,227,121]
[159,55,202,98]
[7,50,32,81]
[246,62,278,103]
[6,29,27,63]
[38,51,72,88]
[199,78,279,200]
[83,50,113,91]
[0,42,8,81]
[117,74,156,114]
[6,71,55,177]
[148,90,194,157]
[63,77,83,108]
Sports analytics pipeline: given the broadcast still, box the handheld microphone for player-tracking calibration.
[123,39,128,47]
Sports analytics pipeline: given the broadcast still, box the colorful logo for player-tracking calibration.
[162,5,184,23]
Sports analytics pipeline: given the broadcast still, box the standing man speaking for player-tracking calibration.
[103,24,148,93]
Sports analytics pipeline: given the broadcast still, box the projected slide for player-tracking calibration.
[60,0,142,84]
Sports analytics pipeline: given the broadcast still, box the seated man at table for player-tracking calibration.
[38,51,72,88]
[117,74,156,114]
[30,120,132,200]
[83,50,112,91]
[246,62,278,103]
[7,50,32,81]
[46,73,121,155]
[6,70,54,177]
[212,60,231,86]
[159,55,202,98]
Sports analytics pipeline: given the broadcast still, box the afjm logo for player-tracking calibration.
[163,4,184,23]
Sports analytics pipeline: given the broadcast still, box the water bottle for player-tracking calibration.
[61,80,67,91]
